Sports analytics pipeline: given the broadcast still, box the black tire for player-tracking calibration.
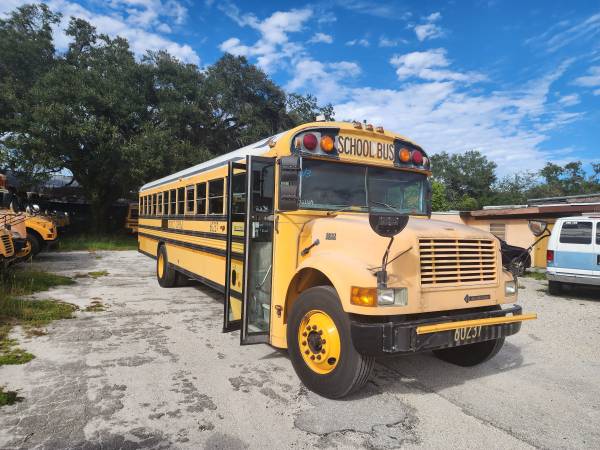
[548,280,562,295]
[287,286,374,399]
[156,244,177,288]
[433,337,505,367]
[27,231,42,257]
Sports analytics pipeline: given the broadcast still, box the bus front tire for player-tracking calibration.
[27,231,42,257]
[157,245,177,288]
[548,280,562,295]
[433,337,505,367]
[287,286,374,399]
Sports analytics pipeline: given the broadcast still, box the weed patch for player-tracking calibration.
[88,270,108,278]
[0,386,22,407]
[85,300,106,312]
[523,271,547,281]
[57,234,137,252]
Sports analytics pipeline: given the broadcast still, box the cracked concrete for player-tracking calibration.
[0,250,599,449]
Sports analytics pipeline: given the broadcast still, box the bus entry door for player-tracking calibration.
[241,156,275,344]
[223,161,246,332]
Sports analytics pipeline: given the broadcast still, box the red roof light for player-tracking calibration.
[303,133,318,150]
[412,150,423,165]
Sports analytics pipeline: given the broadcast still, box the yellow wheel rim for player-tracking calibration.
[298,309,341,374]
[158,252,165,278]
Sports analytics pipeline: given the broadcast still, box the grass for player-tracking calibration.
[85,300,106,312]
[523,271,547,281]
[88,270,109,278]
[0,386,22,407]
[56,233,137,252]
[0,269,77,368]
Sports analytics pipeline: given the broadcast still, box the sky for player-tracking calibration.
[1,0,599,176]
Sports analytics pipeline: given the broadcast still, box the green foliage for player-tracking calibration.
[287,93,334,124]
[431,180,450,211]
[431,150,497,210]
[57,234,137,251]
[0,270,75,298]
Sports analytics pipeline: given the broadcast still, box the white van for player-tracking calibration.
[546,216,600,294]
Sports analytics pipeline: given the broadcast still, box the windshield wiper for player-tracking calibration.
[326,205,367,216]
[369,200,403,215]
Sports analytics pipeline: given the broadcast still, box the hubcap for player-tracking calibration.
[158,253,165,278]
[298,309,341,374]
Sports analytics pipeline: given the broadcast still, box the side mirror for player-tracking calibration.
[369,212,409,238]
[32,204,40,214]
[528,220,548,237]
[278,156,301,211]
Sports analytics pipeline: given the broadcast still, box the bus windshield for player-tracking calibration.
[299,158,428,215]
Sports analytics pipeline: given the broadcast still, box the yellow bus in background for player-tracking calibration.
[138,121,536,398]
[125,202,139,233]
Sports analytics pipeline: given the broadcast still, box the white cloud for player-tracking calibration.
[333,59,577,173]
[390,49,485,83]
[2,0,199,64]
[558,93,580,106]
[413,11,444,42]
[527,12,600,53]
[378,36,407,47]
[218,5,312,72]
[346,38,370,47]
[286,59,361,102]
[308,32,333,44]
[573,66,600,88]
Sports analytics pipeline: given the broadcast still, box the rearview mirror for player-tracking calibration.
[369,212,409,238]
[278,156,301,211]
[528,220,548,237]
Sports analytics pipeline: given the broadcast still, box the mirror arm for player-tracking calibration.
[376,236,394,289]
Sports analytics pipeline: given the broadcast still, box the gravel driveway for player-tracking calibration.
[0,250,599,449]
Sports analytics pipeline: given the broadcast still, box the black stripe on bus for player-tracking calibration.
[138,243,243,300]
[138,232,244,260]
[138,224,244,243]
[139,214,228,221]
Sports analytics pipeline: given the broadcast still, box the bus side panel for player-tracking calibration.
[166,243,227,290]
[139,233,158,257]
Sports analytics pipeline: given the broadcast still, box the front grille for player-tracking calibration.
[419,238,497,286]
[1,234,14,255]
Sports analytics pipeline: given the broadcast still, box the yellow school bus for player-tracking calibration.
[125,203,139,233]
[138,121,536,398]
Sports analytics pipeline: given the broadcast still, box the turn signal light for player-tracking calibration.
[351,287,377,307]
[303,133,318,150]
[399,148,411,163]
[320,135,335,152]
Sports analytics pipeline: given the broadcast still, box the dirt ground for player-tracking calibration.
[0,250,599,449]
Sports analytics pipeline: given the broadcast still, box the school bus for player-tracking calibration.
[0,190,32,261]
[125,203,139,233]
[138,121,536,398]
[0,225,15,268]
[24,214,58,256]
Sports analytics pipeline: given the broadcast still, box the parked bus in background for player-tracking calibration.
[125,202,139,233]
[138,121,537,398]
[0,189,31,262]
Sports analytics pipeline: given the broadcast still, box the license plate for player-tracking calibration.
[454,326,483,342]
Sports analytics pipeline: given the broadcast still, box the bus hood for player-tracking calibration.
[298,214,498,285]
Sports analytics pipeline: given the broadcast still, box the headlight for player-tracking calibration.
[505,280,517,296]
[377,288,408,306]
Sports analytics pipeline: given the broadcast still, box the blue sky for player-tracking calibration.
[2,0,599,175]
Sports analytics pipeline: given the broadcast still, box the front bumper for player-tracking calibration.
[547,271,600,286]
[351,305,534,356]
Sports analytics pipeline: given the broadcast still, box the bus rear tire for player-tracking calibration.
[157,245,177,288]
[433,337,505,367]
[548,280,562,295]
[287,286,374,399]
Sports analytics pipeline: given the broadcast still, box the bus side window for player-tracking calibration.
[208,179,224,215]
[196,182,207,215]
[169,189,176,215]
[157,193,163,215]
[185,185,195,215]
[152,193,157,216]
[177,187,185,215]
